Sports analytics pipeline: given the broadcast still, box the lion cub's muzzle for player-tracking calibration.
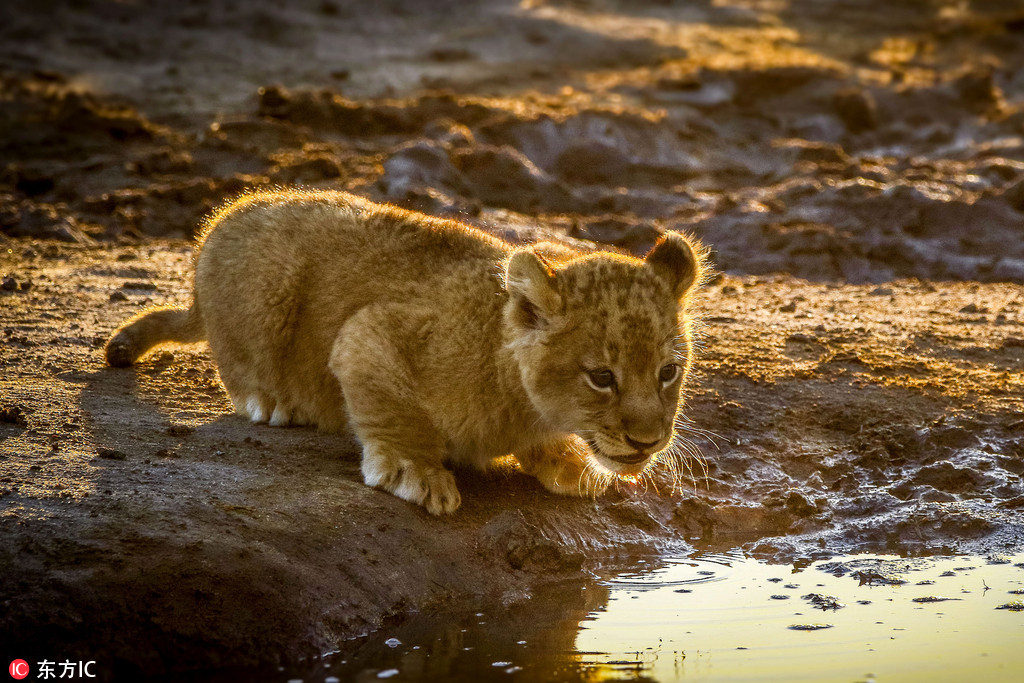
[586,430,671,474]
[602,433,671,468]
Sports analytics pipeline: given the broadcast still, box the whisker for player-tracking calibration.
[644,467,660,496]
[657,449,682,494]
[660,429,710,494]
[673,418,727,450]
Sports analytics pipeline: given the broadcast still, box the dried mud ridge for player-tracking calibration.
[3,0,1024,679]
[5,4,1024,282]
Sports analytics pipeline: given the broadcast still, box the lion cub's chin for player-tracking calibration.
[592,455,653,478]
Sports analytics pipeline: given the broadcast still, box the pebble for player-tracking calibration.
[833,88,877,132]
[121,280,158,291]
[996,601,1024,611]
[0,405,28,428]
[789,623,833,630]
[802,593,845,610]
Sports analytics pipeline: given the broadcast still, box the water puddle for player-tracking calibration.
[253,552,1024,683]
[577,552,1024,682]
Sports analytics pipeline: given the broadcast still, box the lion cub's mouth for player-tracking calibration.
[584,439,653,475]
[608,452,648,465]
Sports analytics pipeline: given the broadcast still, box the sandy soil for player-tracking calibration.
[2,0,1024,678]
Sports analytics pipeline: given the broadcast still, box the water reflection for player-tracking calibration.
[277,579,624,683]
[577,552,1024,683]
[245,552,1024,682]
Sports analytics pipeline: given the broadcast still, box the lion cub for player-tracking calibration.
[107,190,706,514]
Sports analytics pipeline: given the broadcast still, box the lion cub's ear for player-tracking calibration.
[504,250,562,329]
[645,232,703,300]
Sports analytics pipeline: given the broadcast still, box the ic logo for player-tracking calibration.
[8,660,29,680]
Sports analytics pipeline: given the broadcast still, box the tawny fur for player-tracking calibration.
[105,189,708,514]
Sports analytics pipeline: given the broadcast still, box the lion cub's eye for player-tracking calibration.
[585,368,616,392]
[659,363,681,385]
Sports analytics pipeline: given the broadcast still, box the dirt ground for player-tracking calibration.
[2,0,1024,679]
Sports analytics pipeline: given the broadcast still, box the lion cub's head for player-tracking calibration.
[503,233,707,479]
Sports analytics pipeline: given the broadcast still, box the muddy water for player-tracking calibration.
[248,552,1024,683]
[579,553,1024,682]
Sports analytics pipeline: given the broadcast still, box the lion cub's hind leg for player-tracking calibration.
[235,392,297,427]
[212,346,297,428]
[240,394,271,423]
[268,403,292,427]
[217,364,274,425]
[329,305,461,515]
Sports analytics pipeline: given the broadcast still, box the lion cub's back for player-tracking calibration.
[195,191,366,343]
[192,190,511,429]
[196,190,509,316]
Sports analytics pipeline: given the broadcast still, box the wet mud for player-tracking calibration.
[2,0,1024,679]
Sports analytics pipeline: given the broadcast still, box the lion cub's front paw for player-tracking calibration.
[521,451,609,499]
[361,451,461,515]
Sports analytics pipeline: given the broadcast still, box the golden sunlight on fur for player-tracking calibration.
[106,189,708,514]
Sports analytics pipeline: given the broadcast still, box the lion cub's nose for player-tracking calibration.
[624,435,660,452]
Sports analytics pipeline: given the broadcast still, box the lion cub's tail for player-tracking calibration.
[105,303,205,367]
